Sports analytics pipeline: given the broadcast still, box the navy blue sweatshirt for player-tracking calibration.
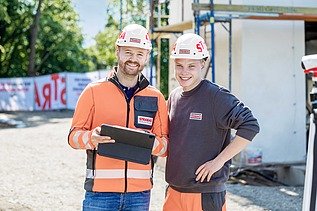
[166,80,260,193]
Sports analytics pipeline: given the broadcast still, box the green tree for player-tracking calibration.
[90,0,150,70]
[91,0,170,98]
[0,0,95,78]
[160,38,169,99]
[28,0,43,76]
[87,16,119,70]
[0,0,33,77]
[124,0,148,26]
[36,0,95,75]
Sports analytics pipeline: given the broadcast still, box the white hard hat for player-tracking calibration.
[116,24,152,50]
[171,33,209,60]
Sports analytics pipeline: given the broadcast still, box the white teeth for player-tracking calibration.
[127,63,138,67]
[180,76,190,80]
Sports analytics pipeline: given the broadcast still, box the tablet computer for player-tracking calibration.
[97,124,155,165]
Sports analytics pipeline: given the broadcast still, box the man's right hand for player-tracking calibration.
[91,126,115,147]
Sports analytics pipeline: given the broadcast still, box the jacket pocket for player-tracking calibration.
[134,96,158,129]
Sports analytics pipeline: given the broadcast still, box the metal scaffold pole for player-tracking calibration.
[194,0,200,35]
[149,0,154,85]
[210,0,215,82]
[228,0,232,90]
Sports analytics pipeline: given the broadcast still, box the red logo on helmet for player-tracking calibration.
[172,43,176,52]
[196,41,204,52]
[119,32,126,39]
[146,33,150,41]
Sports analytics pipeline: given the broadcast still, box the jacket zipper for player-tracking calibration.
[124,88,141,192]
[124,102,130,193]
[109,76,144,193]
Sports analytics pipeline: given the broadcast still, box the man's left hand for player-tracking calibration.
[195,159,224,182]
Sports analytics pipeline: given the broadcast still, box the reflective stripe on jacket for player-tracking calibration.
[68,73,168,192]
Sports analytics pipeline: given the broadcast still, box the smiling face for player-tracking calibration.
[174,58,205,92]
[116,46,150,77]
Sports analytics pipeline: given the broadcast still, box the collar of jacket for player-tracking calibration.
[109,66,150,92]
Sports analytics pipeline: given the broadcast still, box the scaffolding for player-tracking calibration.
[153,2,317,90]
[194,3,317,89]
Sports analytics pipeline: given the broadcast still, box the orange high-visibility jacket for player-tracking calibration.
[68,73,168,193]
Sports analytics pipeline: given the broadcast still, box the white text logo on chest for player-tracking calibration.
[138,116,153,126]
[189,112,203,120]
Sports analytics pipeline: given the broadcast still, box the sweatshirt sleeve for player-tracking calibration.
[151,93,169,157]
[68,84,96,150]
[213,87,260,141]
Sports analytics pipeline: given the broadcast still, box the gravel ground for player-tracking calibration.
[0,111,303,211]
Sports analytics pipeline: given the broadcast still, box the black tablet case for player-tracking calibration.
[97,124,155,165]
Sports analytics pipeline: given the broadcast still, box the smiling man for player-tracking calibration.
[164,33,260,211]
[68,24,168,211]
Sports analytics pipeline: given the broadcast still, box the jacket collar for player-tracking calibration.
[109,66,150,91]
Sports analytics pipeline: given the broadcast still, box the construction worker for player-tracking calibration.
[163,33,260,211]
[68,24,168,211]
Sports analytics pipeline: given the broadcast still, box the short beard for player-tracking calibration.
[120,61,142,76]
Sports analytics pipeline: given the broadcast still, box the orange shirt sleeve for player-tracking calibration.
[151,93,169,157]
[68,85,95,150]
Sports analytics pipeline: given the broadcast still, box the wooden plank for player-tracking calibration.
[245,14,317,22]
[153,20,192,33]
[192,3,317,15]
[153,4,317,34]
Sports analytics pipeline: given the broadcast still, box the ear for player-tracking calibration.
[145,50,150,63]
[201,60,206,69]
[115,46,120,59]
